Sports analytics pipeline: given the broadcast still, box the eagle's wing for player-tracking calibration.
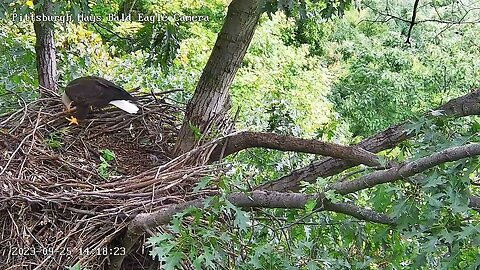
[66,76,135,106]
[93,78,139,113]
[65,78,104,106]
[65,76,139,117]
[64,78,98,120]
[93,77,136,102]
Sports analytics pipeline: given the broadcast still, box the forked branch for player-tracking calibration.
[260,88,480,192]
[329,143,480,194]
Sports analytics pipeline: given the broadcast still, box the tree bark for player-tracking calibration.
[107,190,395,270]
[33,0,58,95]
[174,0,262,155]
[328,143,480,194]
[110,1,262,268]
[106,198,206,270]
[209,131,383,167]
[258,89,480,192]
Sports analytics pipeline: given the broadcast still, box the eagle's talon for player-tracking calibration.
[65,116,79,125]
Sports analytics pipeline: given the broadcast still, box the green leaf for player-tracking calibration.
[165,252,183,270]
[170,216,182,233]
[440,229,455,244]
[66,263,82,270]
[447,186,470,213]
[423,172,445,188]
[304,198,317,213]
[456,224,480,240]
[148,234,173,245]
[427,193,444,208]
[249,254,262,269]
[193,176,211,192]
[306,261,319,270]
[100,149,116,161]
[149,242,175,261]
[234,209,249,232]
[188,121,202,140]
[203,248,215,268]
[192,254,203,269]
[324,189,341,203]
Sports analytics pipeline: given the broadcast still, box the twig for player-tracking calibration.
[406,0,420,44]
[17,108,43,176]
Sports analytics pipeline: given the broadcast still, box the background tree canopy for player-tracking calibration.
[1,0,480,269]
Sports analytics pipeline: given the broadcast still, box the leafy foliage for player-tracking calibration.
[262,0,353,21]
[98,148,116,179]
[85,0,226,71]
[329,19,480,136]
[66,262,82,270]
[233,16,337,138]
[45,129,68,149]
[279,3,480,137]
[0,20,38,114]
[2,0,480,268]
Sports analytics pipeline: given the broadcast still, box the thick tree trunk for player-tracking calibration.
[33,0,58,95]
[110,2,262,268]
[174,0,262,155]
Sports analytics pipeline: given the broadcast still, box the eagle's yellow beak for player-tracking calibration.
[66,116,79,125]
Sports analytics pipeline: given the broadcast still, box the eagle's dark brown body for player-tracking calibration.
[62,76,138,121]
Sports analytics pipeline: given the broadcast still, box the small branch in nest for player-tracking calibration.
[0,128,35,176]
[149,88,159,104]
[17,109,43,176]
[0,91,187,268]
[155,88,183,96]
[218,106,241,161]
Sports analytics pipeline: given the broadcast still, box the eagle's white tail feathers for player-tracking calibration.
[109,100,139,114]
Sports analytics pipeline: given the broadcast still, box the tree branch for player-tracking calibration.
[209,131,383,167]
[228,191,394,224]
[329,143,480,194]
[406,0,420,44]
[470,195,480,213]
[364,3,480,26]
[363,2,411,23]
[126,191,394,234]
[259,89,480,192]
[107,198,205,270]
[107,191,394,269]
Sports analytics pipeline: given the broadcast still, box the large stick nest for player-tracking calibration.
[0,89,220,269]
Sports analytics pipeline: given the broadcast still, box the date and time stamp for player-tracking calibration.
[5,246,126,257]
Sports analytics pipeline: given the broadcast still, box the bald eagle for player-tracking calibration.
[62,76,139,125]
